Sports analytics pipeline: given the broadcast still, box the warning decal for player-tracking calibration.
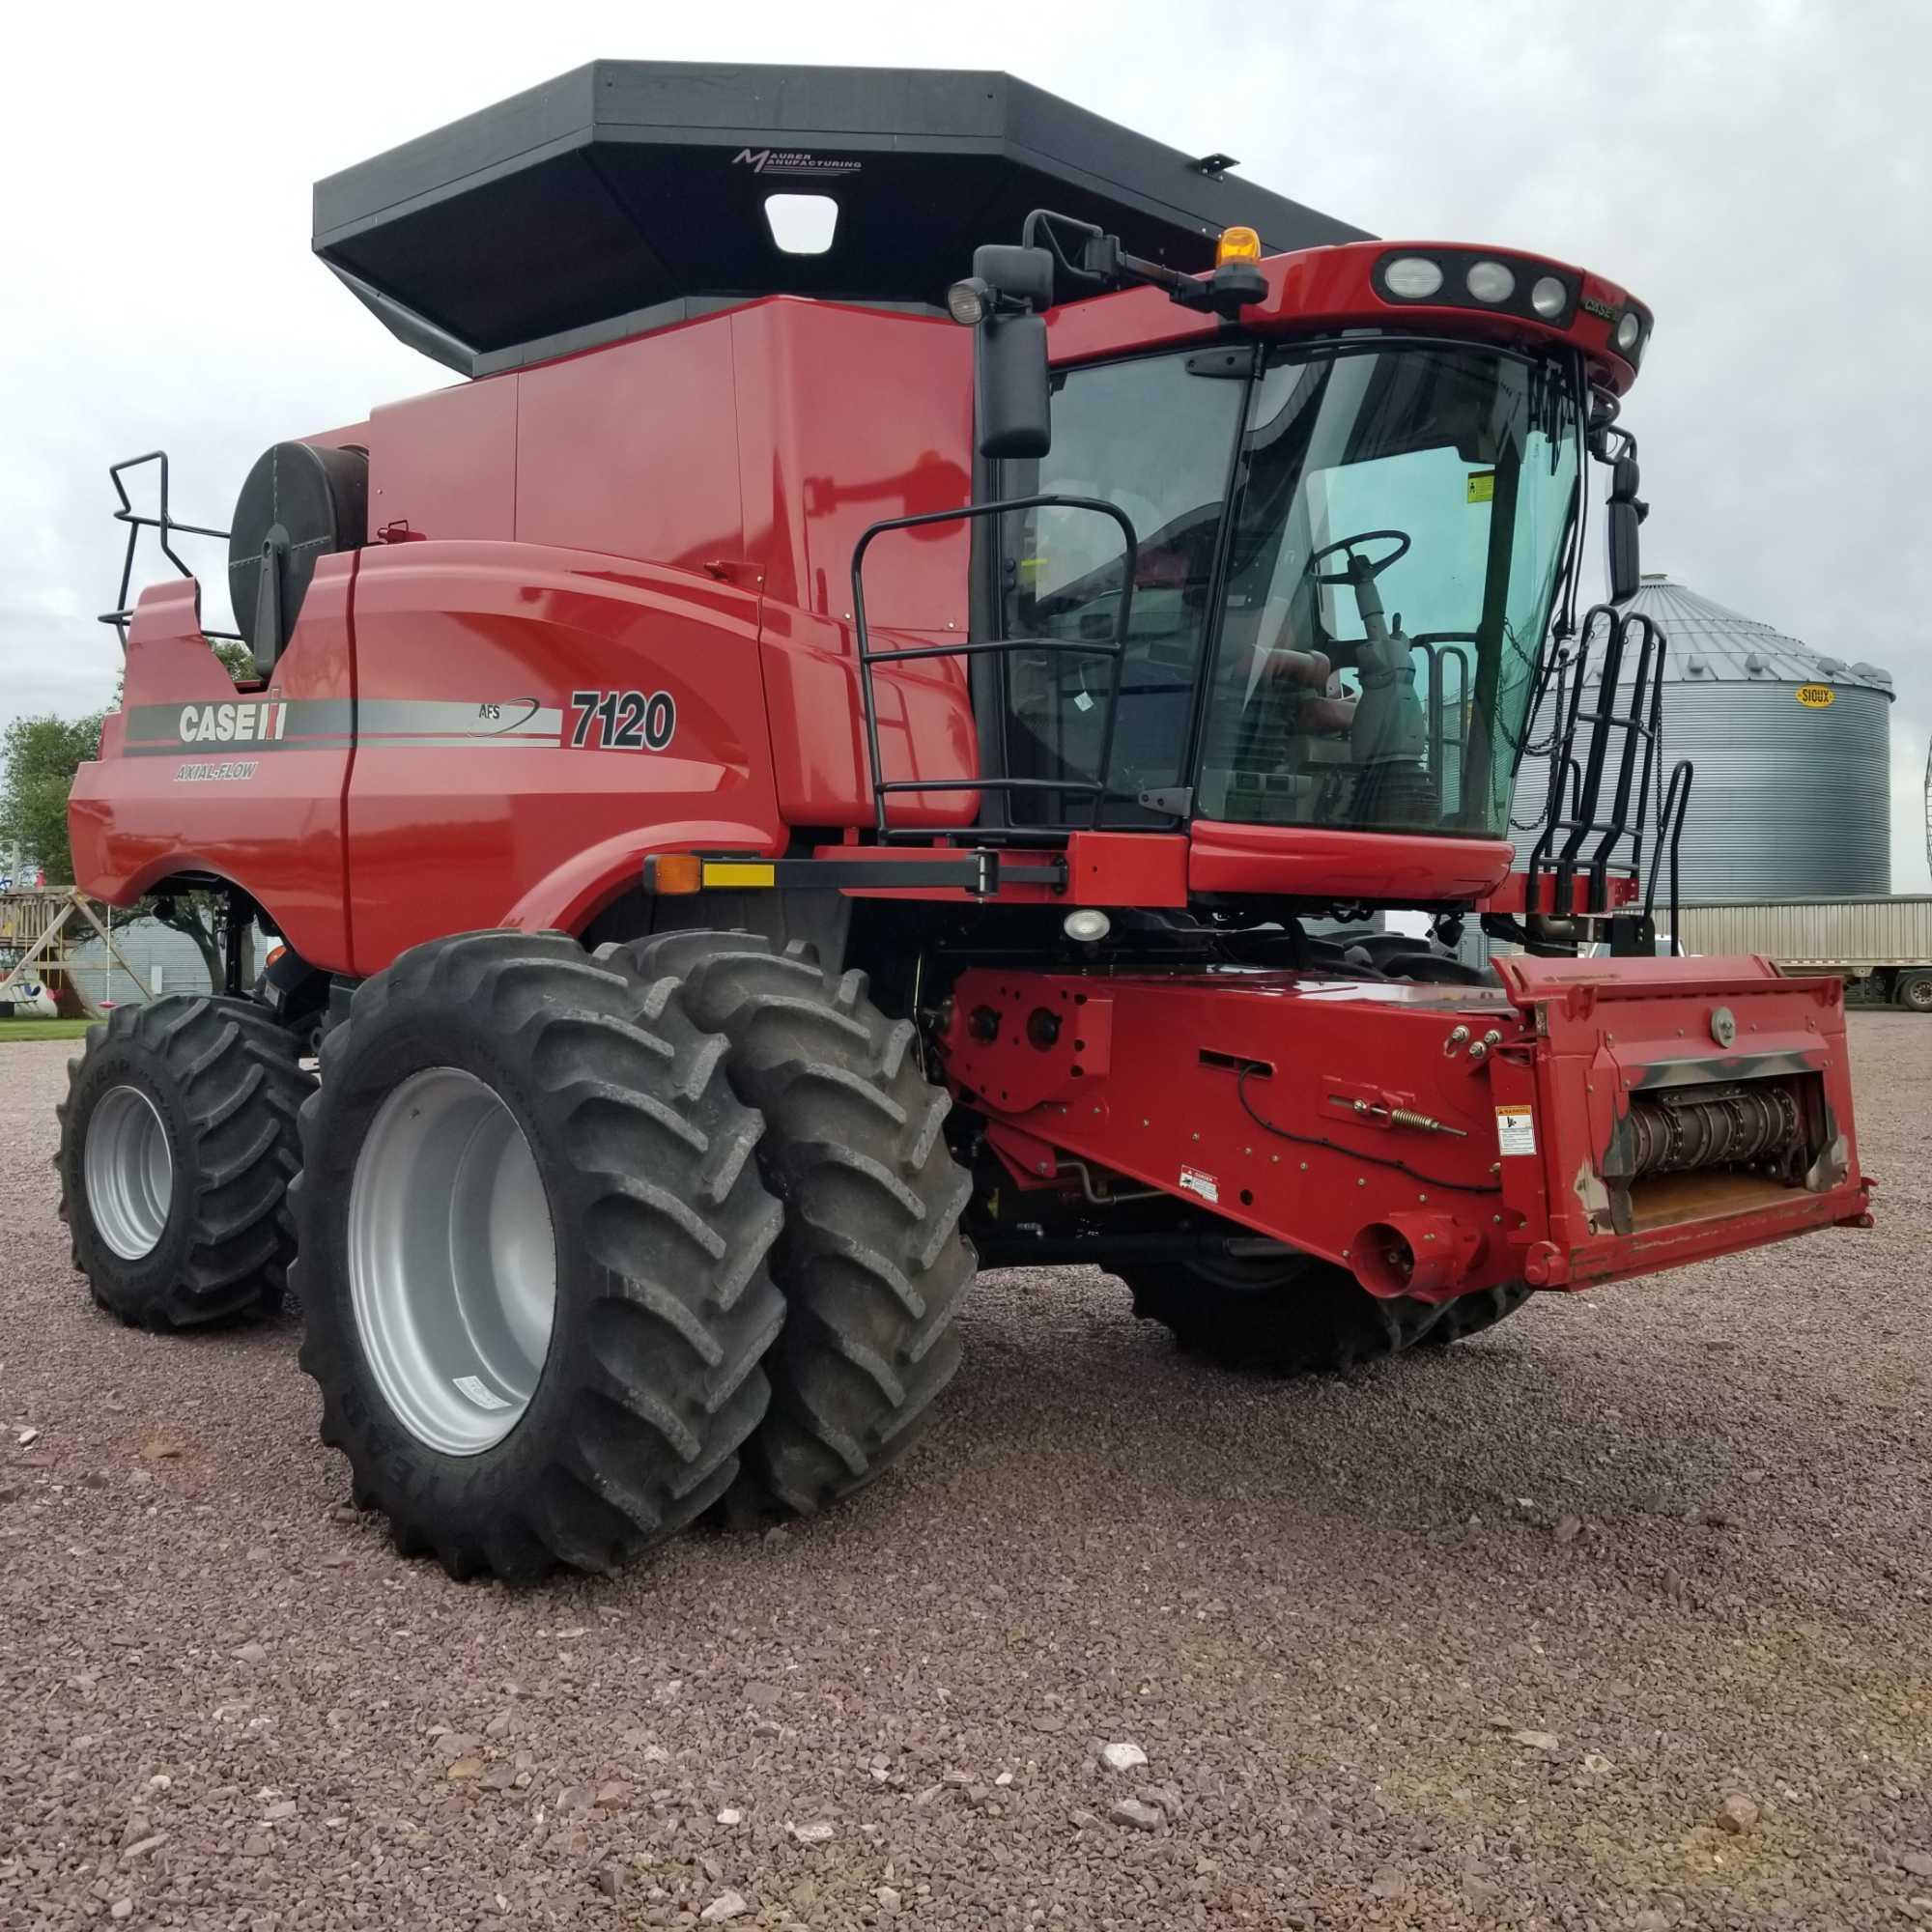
[1179,1165,1220,1206]
[1466,470,1495,504]
[1494,1107,1538,1157]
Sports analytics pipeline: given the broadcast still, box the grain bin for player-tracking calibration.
[1512,575,1893,903]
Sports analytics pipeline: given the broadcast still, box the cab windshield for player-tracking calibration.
[1001,339,1581,839]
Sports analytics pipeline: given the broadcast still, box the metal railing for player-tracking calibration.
[1522,603,1676,920]
[850,495,1138,840]
[99,451,239,647]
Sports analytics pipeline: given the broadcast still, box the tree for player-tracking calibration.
[0,712,104,883]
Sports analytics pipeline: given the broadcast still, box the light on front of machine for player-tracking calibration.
[1382,255,1444,299]
[1530,274,1568,319]
[946,277,991,327]
[1464,259,1516,303]
[1616,311,1642,353]
[1215,225,1264,266]
[1063,909,1112,944]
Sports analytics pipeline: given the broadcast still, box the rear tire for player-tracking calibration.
[55,994,306,1327]
[291,931,786,1580]
[620,932,975,1519]
[1897,971,1932,1014]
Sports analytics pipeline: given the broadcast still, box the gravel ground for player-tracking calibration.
[2,1017,1928,1932]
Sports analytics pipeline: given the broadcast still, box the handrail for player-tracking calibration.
[850,494,1139,839]
[1522,604,1667,919]
[1646,757,1694,952]
[98,451,241,648]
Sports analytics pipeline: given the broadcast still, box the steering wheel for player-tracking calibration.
[1307,529,1411,585]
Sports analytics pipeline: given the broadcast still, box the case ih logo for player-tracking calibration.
[177,699,290,744]
[731,147,862,177]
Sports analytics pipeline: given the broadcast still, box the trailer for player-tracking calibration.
[51,62,1872,1581]
[1677,898,1932,1011]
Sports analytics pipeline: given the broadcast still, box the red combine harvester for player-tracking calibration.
[59,64,1871,1578]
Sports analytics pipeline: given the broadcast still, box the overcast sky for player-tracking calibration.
[2,1,1926,887]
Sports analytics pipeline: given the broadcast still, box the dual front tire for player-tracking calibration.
[60,930,976,1582]
[289,929,974,1578]
[290,933,790,1578]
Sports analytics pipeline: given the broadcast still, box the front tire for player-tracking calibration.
[291,931,786,1579]
[621,932,976,1519]
[1413,1280,1533,1347]
[56,995,306,1327]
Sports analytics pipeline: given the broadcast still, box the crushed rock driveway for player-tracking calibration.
[1,1017,1928,1931]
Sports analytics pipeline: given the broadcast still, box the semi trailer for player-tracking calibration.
[55,63,1872,1579]
[1676,899,1932,1010]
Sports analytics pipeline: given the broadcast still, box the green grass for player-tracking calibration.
[0,1016,95,1041]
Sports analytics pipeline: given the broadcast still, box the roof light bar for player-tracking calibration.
[1370,248,1648,364]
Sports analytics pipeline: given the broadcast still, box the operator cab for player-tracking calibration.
[997,334,1580,840]
[933,223,1652,890]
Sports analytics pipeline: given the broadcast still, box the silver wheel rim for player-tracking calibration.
[84,1085,175,1261]
[348,1067,556,1456]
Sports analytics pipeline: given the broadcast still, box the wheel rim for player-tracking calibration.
[1905,980,1932,1012]
[348,1067,556,1456]
[84,1085,175,1261]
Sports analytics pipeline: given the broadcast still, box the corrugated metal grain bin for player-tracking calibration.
[1513,576,1893,903]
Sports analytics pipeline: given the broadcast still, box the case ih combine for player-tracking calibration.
[59,64,1871,1579]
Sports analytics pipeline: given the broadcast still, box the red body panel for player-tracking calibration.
[942,957,1868,1296]
[729,301,972,631]
[344,542,780,972]
[516,320,743,572]
[70,573,357,972]
[1189,820,1515,902]
[368,379,517,540]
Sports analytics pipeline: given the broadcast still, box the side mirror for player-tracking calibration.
[974,313,1051,459]
[961,244,1057,461]
[973,243,1055,310]
[1605,450,1647,602]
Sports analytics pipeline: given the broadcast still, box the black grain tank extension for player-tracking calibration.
[312,62,1369,376]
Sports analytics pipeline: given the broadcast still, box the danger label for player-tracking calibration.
[1179,1165,1220,1205]
[1494,1107,1538,1156]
